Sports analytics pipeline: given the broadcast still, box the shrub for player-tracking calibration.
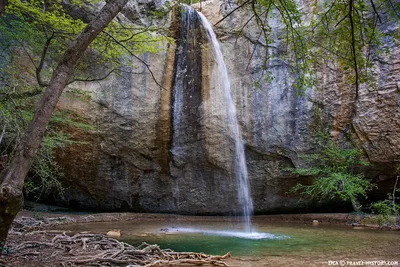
[288,134,373,211]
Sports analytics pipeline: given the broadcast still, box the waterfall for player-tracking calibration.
[197,12,254,232]
[171,6,203,163]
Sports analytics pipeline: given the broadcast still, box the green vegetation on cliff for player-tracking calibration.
[288,134,373,211]
[229,0,399,95]
[0,0,169,199]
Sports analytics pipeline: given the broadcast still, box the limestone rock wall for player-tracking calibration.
[52,0,400,213]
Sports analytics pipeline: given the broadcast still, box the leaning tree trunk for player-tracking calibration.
[0,0,128,253]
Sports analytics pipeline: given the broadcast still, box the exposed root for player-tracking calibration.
[8,231,231,266]
[4,216,231,266]
[11,216,75,232]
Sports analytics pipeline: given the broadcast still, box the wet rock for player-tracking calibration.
[106,230,121,238]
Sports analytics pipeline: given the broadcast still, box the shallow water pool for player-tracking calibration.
[60,217,400,266]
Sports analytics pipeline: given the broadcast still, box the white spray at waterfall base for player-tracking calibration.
[197,11,254,232]
[168,227,289,240]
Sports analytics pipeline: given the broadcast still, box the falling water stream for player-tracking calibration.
[168,6,259,238]
[197,11,254,232]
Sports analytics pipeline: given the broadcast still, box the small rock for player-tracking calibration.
[106,229,121,238]
[312,220,319,226]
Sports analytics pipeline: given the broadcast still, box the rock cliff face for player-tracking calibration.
[53,0,400,213]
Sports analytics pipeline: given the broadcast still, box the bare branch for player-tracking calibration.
[214,0,252,26]
[67,68,143,84]
[308,38,349,61]
[365,15,378,68]
[335,14,348,28]
[393,176,398,211]
[311,0,338,32]
[9,32,37,69]
[118,23,153,42]
[252,0,267,32]
[36,33,55,87]
[388,0,400,18]
[234,13,256,46]
[102,30,166,90]
[246,30,263,71]
[369,0,382,23]
[0,125,5,146]
[348,0,359,99]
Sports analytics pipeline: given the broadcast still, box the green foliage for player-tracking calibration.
[24,131,68,198]
[290,133,369,174]
[1,241,13,255]
[0,0,170,201]
[250,0,316,93]
[188,0,203,4]
[309,0,386,89]
[0,93,94,199]
[288,134,373,209]
[0,60,94,200]
[51,110,96,132]
[290,172,372,202]
[250,0,399,94]
[363,199,399,226]
[0,0,170,85]
[371,199,399,223]
[369,179,400,225]
[65,87,92,102]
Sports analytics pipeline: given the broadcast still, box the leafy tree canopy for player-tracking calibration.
[0,0,170,88]
[0,0,170,198]
[226,0,400,94]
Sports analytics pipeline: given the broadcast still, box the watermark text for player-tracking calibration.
[328,260,399,266]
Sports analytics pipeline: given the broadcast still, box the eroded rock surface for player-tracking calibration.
[53,0,400,213]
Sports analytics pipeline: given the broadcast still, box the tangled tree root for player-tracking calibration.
[9,231,230,267]
[10,216,76,233]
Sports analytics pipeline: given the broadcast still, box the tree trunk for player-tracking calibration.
[0,0,7,16]
[0,0,128,253]
[351,198,362,212]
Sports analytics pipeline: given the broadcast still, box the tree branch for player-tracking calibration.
[67,68,143,84]
[0,0,7,16]
[234,13,256,46]
[348,0,359,99]
[388,0,400,18]
[311,0,338,32]
[335,14,348,28]
[102,30,166,90]
[1,0,129,190]
[0,89,44,102]
[118,23,153,42]
[36,33,54,87]
[214,0,252,26]
[0,125,6,146]
[365,16,378,68]
[393,176,398,211]
[369,0,382,23]
[8,32,37,70]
